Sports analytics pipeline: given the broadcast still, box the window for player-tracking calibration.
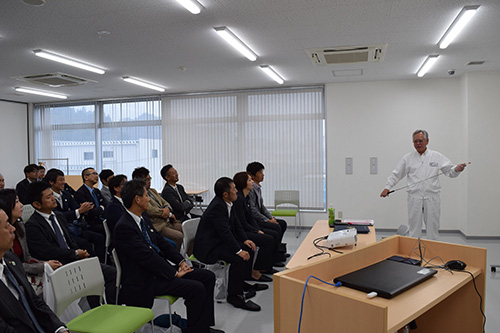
[33,98,162,188]
[84,152,94,161]
[33,87,325,208]
[103,151,114,158]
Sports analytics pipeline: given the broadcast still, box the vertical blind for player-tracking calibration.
[33,87,325,209]
[163,87,325,209]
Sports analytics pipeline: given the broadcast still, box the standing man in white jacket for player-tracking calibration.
[380,130,467,239]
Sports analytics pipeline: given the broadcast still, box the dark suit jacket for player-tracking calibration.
[53,189,80,222]
[15,179,31,205]
[194,196,248,264]
[161,183,194,221]
[0,252,64,333]
[104,197,126,234]
[234,192,261,234]
[114,211,184,308]
[74,185,106,227]
[25,211,78,265]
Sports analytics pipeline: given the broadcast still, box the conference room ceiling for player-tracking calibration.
[1,0,499,103]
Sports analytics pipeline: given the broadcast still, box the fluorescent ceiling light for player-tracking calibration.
[33,49,105,74]
[417,55,439,77]
[122,76,165,92]
[15,87,67,99]
[214,26,257,61]
[438,5,480,49]
[176,0,203,14]
[259,65,284,84]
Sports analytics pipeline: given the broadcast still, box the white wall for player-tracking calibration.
[464,71,500,236]
[0,100,29,187]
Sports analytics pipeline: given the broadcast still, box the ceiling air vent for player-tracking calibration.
[467,61,485,66]
[306,44,387,66]
[13,72,97,87]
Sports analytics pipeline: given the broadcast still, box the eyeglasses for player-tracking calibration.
[86,172,98,176]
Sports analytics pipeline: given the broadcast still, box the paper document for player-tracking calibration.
[342,219,374,226]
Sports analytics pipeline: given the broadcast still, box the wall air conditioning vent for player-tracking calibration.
[13,72,97,87]
[306,44,387,66]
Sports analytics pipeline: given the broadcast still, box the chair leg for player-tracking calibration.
[295,213,301,238]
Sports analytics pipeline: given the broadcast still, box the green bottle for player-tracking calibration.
[328,206,335,227]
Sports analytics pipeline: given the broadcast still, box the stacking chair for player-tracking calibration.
[112,249,179,328]
[180,217,201,257]
[271,190,301,237]
[21,203,35,222]
[48,257,154,333]
[102,219,112,265]
[183,218,230,302]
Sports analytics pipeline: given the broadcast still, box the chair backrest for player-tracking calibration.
[21,204,35,222]
[111,248,122,305]
[396,224,409,236]
[102,219,112,248]
[48,257,104,316]
[181,217,201,257]
[274,190,300,208]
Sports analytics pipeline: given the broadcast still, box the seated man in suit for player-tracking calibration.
[45,168,106,263]
[74,167,107,235]
[132,167,183,251]
[24,181,116,305]
[15,164,39,204]
[0,208,69,333]
[246,161,288,255]
[37,165,45,181]
[114,179,223,333]
[99,169,114,204]
[160,164,199,222]
[194,177,261,312]
[103,174,128,236]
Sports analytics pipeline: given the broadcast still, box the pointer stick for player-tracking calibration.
[388,162,470,194]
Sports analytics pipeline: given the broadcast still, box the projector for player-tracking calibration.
[326,229,358,248]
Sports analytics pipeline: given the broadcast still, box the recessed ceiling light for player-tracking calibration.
[214,26,258,61]
[417,55,440,77]
[33,49,106,75]
[15,87,67,99]
[121,76,165,92]
[438,6,480,49]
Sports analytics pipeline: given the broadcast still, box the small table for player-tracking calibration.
[286,219,376,269]
[185,189,208,212]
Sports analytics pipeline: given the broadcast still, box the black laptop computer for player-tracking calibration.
[333,259,437,299]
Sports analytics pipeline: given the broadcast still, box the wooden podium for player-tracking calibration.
[274,235,486,332]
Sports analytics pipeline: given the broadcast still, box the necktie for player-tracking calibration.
[91,189,100,207]
[3,264,45,333]
[174,186,183,201]
[49,214,69,249]
[140,218,161,253]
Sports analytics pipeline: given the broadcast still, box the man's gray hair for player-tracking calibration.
[412,129,428,140]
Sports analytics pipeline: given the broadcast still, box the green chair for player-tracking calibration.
[48,257,154,333]
[112,249,179,329]
[271,190,301,237]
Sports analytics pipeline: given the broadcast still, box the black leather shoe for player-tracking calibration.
[262,268,279,274]
[275,253,287,262]
[284,253,291,258]
[227,295,261,311]
[209,329,225,333]
[273,262,285,267]
[251,274,273,282]
[244,290,256,299]
[245,282,269,291]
